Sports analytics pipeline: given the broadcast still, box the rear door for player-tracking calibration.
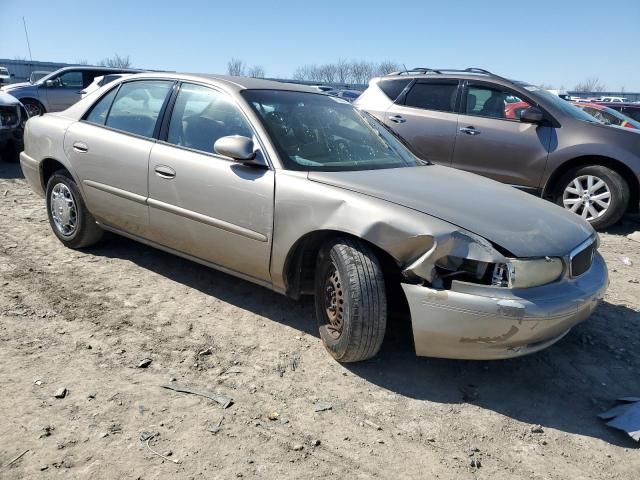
[147,82,275,282]
[383,79,460,165]
[64,79,174,236]
[451,81,553,190]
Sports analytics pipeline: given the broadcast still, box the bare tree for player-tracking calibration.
[376,60,400,76]
[336,58,350,83]
[98,53,131,68]
[247,65,265,78]
[318,63,338,83]
[573,77,606,92]
[227,58,246,76]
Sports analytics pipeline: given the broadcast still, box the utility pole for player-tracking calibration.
[22,16,33,62]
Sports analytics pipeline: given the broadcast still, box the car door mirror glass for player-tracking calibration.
[45,78,60,88]
[214,135,256,162]
[520,106,544,123]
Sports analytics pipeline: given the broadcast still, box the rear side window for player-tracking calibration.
[85,87,118,125]
[105,80,173,138]
[404,82,459,112]
[377,79,411,102]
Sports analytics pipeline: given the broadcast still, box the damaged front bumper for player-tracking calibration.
[402,252,608,360]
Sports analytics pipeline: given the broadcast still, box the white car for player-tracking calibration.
[0,67,11,86]
[598,96,627,103]
[81,74,131,98]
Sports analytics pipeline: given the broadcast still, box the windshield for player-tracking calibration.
[0,68,8,75]
[524,85,602,124]
[241,90,424,171]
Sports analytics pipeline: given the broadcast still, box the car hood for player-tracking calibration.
[308,165,594,258]
[0,91,21,106]
[1,82,33,92]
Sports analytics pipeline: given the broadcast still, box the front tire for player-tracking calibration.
[22,99,45,117]
[314,238,387,362]
[46,170,103,248]
[555,165,629,230]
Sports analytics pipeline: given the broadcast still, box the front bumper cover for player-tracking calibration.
[402,252,608,360]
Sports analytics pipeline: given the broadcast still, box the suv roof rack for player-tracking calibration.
[389,67,514,86]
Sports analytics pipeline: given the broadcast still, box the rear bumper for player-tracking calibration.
[402,252,608,360]
[20,151,44,197]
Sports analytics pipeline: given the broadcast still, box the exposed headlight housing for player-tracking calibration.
[0,105,20,129]
[492,257,564,288]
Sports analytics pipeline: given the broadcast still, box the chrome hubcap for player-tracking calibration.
[562,175,611,221]
[323,265,344,339]
[50,183,77,236]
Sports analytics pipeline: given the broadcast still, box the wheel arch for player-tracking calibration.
[20,97,47,114]
[543,155,639,213]
[40,157,73,192]
[283,229,403,300]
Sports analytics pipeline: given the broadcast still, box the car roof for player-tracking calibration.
[121,72,319,93]
[377,70,528,89]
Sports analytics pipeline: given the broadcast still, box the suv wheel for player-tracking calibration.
[555,165,629,230]
[314,237,387,362]
[22,99,45,117]
[46,170,103,248]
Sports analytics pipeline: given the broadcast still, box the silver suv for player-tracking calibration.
[1,66,141,116]
[354,68,640,230]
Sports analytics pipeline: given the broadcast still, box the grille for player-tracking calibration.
[570,240,595,277]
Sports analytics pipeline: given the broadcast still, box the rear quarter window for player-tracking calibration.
[377,79,411,102]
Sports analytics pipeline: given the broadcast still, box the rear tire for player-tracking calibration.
[46,170,103,249]
[314,237,387,362]
[554,165,629,230]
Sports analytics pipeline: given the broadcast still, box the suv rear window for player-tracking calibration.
[377,79,411,102]
[404,82,459,112]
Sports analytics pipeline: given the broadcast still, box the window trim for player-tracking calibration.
[157,81,274,170]
[398,79,462,114]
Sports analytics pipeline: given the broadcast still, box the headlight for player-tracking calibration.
[0,105,19,129]
[492,257,564,288]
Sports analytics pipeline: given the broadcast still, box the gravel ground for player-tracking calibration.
[0,160,639,479]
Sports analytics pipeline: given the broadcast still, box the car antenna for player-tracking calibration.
[402,64,409,74]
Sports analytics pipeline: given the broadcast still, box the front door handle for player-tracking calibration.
[459,126,480,136]
[73,142,89,153]
[154,165,176,179]
[388,115,406,124]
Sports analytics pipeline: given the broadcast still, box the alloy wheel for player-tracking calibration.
[322,264,344,339]
[562,174,611,221]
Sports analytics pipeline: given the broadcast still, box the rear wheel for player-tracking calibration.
[314,237,387,362]
[46,170,103,248]
[555,165,629,230]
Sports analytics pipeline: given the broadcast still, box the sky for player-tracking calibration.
[1,0,639,91]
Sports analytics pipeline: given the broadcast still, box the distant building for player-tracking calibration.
[0,59,90,84]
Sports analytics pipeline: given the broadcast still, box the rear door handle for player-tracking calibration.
[459,126,480,135]
[154,165,176,179]
[73,142,89,153]
[388,115,406,124]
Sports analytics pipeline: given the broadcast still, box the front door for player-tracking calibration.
[451,82,553,190]
[383,79,460,165]
[147,83,275,283]
[44,70,85,111]
[64,79,174,236]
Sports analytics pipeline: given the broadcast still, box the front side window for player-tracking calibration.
[105,80,172,138]
[466,85,531,120]
[166,83,253,154]
[403,82,459,112]
[50,71,83,89]
[242,89,424,171]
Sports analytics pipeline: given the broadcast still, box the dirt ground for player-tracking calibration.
[0,160,639,480]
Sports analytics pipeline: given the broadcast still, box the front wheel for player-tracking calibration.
[46,170,103,248]
[555,165,629,230]
[314,238,387,362]
[22,99,45,117]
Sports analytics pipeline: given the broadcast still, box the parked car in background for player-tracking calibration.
[598,96,627,103]
[596,102,640,122]
[0,67,11,86]
[573,102,640,129]
[309,85,335,93]
[0,91,27,162]
[0,66,143,116]
[328,89,362,103]
[81,74,131,98]
[354,67,640,229]
[29,70,53,83]
[19,73,607,362]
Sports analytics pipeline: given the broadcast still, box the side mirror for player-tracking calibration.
[45,79,56,88]
[520,106,544,123]
[214,135,256,162]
